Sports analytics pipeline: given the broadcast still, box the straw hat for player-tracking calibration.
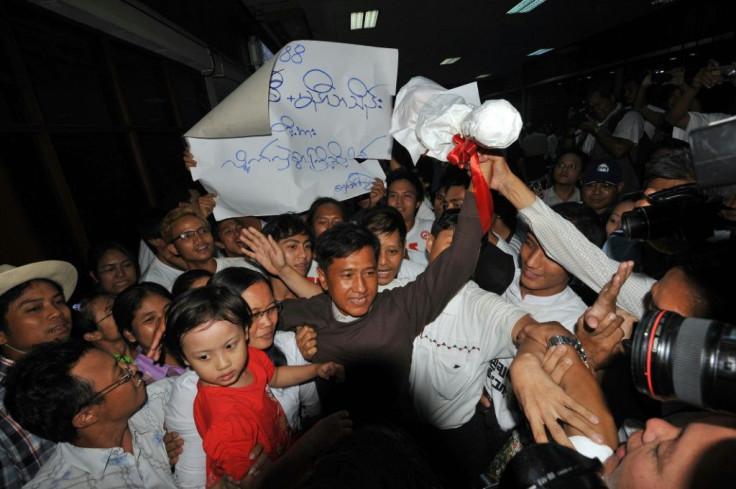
[0,261,78,300]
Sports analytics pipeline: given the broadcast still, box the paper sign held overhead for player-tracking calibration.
[186,40,398,218]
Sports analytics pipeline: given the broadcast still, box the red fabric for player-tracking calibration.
[446,134,494,233]
[193,348,292,488]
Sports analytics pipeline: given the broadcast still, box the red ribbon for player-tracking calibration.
[446,134,493,233]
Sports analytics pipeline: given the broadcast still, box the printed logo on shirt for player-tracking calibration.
[408,242,419,251]
[488,359,510,396]
[420,230,430,240]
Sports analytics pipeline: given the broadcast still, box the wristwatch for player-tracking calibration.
[548,335,589,367]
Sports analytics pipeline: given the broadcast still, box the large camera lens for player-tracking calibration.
[631,310,736,412]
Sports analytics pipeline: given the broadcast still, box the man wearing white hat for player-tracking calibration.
[0,260,77,489]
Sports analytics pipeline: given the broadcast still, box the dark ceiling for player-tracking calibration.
[242,0,665,86]
[138,0,733,99]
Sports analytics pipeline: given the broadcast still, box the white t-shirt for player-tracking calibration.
[488,271,588,430]
[416,197,435,222]
[541,186,581,207]
[405,217,433,266]
[581,104,644,154]
[409,281,527,429]
[672,111,733,141]
[165,332,319,489]
[141,257,184,291]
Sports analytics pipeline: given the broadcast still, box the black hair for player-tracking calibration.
[386,167,425,204]
[644,147,697,186]
[263,213,314,243]
[555,147,589,168]
[674,242,736,322]
[305,197,346,231]
[499,443,605,489]
[212,217,245,244]
[71,291,115,339]
[430,209,461,237]
[296,425,444,489]
[0,279,63,333]
[171,269,213,298]
[112,282,172,341]
[437,165,471,193]
[3,339,100,443]
[210,268,287,367]
[586,80,616,101]
[163,286,252,363]
[87,241,138,280]
[551,202,606,247]
[314,222,380,271]
[136,208,167,243]
[356,206,407,246]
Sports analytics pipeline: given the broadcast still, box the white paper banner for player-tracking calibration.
[186,40,398,218]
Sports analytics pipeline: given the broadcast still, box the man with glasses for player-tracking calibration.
[153,205,260,291]
[3,340,178,489]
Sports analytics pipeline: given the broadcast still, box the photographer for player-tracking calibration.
[665,59,734,140]
[574,82,645,194]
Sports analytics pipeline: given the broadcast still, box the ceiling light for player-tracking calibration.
[350,12,364,30]
[440,57,461,65]
[507,0,547,15]
[363,10,379,28]
[527,48,553,56]
[350,10,379,30]
[476,73,491,79]
[669,56,678,61]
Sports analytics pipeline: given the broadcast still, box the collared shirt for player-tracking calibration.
[24,380,176,489]
[0,356,56,489]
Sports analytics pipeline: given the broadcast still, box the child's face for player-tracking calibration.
[181,320,250,388]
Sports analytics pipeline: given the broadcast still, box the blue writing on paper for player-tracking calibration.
[284,69,384,119]
[334,173,375,194]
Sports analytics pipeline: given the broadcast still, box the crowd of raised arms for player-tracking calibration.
[2,59,736,489]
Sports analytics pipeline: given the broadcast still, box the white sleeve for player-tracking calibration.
[518,199,656,318]
[612,111,644,144]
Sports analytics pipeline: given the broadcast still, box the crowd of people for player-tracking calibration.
[2,58,736,489]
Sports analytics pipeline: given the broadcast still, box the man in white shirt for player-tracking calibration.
[386,168,433,266]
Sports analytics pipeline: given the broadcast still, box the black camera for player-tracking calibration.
[629,310,736,413]
[570,102,593,127]
[650,67,673,84]
[621,183,724,241]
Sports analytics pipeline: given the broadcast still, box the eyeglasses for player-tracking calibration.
[86,357,135,405]
[171,226,211,243]
[252,302,282,321]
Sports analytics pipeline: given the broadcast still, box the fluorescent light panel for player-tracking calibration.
[363,10,379,28]
[440,57,461,65]
[476,73,491,79]
[350,10,379,30]
[527,48,553,56]
[350,12,364,30]
[507,0,547,14]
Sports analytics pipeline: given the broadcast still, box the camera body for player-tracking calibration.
[630,310,736,413]
[621,183,723,241]
[650,67,673,84]
[570,102,594,127]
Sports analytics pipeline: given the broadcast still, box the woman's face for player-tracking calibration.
[606,200,636,236]
[93,249,137,295]
[124,293,169,353]
[241,281,278,350]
